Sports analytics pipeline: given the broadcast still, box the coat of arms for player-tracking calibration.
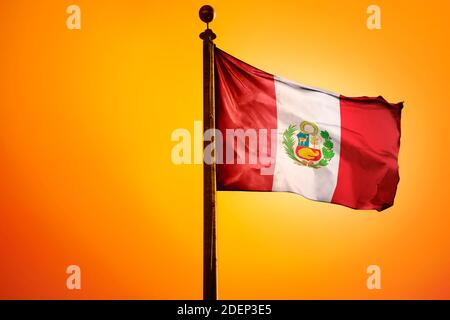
[282,121,335,169]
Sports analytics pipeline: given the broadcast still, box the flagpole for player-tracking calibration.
[199,5,217,300]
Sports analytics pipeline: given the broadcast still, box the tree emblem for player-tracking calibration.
[282,121,335,169]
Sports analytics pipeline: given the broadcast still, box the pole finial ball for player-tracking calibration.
[199,5,215,24]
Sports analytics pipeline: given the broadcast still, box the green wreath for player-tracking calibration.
[282,124,335,169]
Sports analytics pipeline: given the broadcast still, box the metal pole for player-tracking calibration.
[199,5,217,301]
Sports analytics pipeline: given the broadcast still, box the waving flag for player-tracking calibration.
[215,48,402,211]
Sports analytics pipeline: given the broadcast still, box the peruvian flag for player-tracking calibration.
[215,48,403,211]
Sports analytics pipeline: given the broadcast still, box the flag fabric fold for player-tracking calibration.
[214,48,402,211]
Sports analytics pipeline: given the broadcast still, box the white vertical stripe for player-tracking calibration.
[272,76,341,203]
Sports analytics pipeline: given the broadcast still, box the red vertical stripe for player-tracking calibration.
[215,48,277,191]
[332,96,403,211]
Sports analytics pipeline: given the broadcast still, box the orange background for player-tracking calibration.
[0,0,449,299]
